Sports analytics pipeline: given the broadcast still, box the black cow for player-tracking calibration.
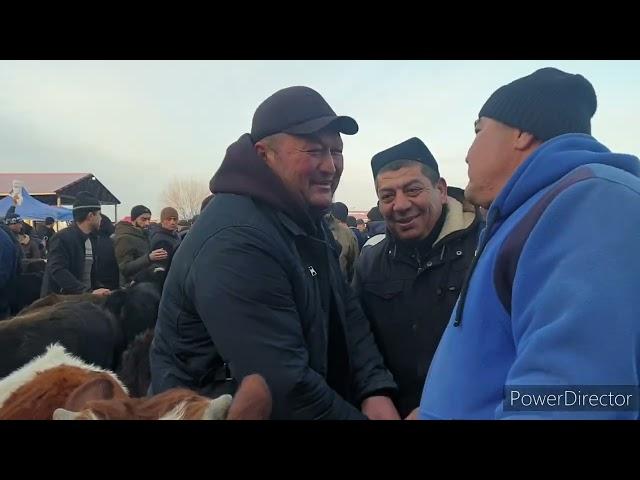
[6,272,44,318]
[116,328,154,397]
[0,301,119,379]
[0,280,161,382]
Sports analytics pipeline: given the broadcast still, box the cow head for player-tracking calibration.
[53,374,272,420]
[104,281,161,348]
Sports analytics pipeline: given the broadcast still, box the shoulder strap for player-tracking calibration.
[494,167,595,314]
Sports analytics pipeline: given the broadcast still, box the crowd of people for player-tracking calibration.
[0,196,188,318]
[1,65,640,419]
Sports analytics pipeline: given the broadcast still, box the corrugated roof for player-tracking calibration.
[0,173,91,195]
[0,173,120,204]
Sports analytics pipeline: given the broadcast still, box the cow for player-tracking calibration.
[4,271,45,319]
[17,291,106,315]
[54,372,272,420]
[116,328,154,398]
[0,279,161,381]
[0,343,271,420]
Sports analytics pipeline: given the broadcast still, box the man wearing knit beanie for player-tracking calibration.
[41,191,111,296]
[418,67,640,420]
[114,204,167,285]
[149,207,181,272]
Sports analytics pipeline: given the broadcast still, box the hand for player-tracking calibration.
[149,249,168,261]
[92,288,111,296]
[405,408,419,420]
[361,396,401,420]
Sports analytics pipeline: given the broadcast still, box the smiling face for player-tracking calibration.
[376,162,448,243]
[256,129,344,210]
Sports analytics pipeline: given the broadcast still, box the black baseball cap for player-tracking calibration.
[251,86,359,142]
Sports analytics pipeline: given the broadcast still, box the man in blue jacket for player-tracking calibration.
[418,67,640,420]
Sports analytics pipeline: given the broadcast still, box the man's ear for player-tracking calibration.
[514,130,538,151]
[255,141,273,165]
[436,177,448,204]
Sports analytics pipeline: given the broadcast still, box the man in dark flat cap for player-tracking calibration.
[353,137,481,419]
[41,191,111,297]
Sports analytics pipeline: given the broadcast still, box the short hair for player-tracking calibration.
[376,159,440,186]
[346,216,357,228]
[367,206,383,222]
[331,202,349,222]
[45,217,55,225]
[356,218,365,226]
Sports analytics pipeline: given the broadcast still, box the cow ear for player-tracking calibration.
[64,376,126,412]
[103,289,127,318]
[202,394,233,420]
[226,374,272,420]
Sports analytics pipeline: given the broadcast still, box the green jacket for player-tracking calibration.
[113,221,151,285]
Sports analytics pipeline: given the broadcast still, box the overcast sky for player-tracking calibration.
[1,60,638,219]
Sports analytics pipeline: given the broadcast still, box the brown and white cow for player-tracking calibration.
[0,344,271,420]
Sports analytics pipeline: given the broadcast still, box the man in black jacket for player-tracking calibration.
[149,207,181,272]
[41,192,111,297]
[95,213,120,291]
[150,86,398,419]
[36,216,56,255]
[353,137,481,418]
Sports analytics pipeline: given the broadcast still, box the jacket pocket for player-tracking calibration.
[362,279,404,300]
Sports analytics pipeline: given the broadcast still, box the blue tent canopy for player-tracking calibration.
[0,187,73,222]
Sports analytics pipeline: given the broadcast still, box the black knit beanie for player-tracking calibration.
[131,205,151,221]
[479,67,597,141]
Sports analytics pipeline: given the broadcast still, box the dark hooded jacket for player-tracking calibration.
[149,133,396,419]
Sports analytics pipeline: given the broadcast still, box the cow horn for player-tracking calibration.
[202,394,233,420]
[52,408,80,420]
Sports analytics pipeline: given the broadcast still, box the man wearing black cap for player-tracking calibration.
[36,216,56,255]
[150,86,398,420]
[418,67,640,420]
[114,205,167,286]
[3,208,27,269]
[352,137,481,418]
[41,191,111,297]
[5,209,23,236]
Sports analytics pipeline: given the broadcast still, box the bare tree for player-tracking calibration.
[161,177,210,221]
